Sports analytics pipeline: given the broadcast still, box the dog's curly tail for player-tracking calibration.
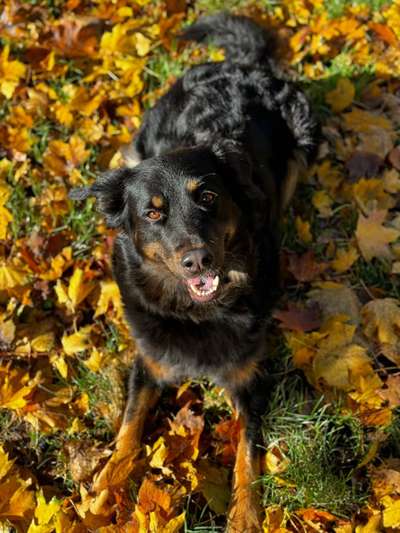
[180,13,276,64]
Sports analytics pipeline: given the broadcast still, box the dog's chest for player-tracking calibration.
[131,309,264,384]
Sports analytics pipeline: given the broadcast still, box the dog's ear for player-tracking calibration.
[69,168,133,228]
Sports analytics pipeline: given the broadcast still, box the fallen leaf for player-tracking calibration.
[295,216,313,244]
[362,298,400,363]
[326,78,355,112]
[61,325,92,355]
[356,209,400,261]
[287,250,327,282]
[346,151,384,180]
[273,302,322,332]
[331,246,359,273]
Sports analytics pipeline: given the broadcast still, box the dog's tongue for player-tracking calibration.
[186,272,220,302]
[189,274,214,290]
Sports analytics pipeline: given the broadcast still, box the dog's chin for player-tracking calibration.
[185,272,220,304]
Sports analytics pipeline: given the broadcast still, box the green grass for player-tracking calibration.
[184,494,224,532]
[325,0,392,18]
[62,197,100,258]
[351,257,400,298]
[261,376,370,517]
[7,180,42,239]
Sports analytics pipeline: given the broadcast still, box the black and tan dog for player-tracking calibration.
[71,13,317,532]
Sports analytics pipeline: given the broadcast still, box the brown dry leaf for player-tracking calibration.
[263,505,286,532]
[383,169,400,194]
[355,209,400,261]
[346,152,384,180]
[388,146,400,170]
[325,78,355,112]
[358,127,394,159]
[0,317,16,347]
[377,375,400,407]
[67,441,111,483]
[273,302,322,332]
[287,250,327,283]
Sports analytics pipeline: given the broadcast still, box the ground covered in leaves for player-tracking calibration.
[1,0,400,531]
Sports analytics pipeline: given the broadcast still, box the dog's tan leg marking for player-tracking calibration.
[227,415,262,533]
[92,384,159,492]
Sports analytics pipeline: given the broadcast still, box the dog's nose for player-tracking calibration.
[181,248,213,274]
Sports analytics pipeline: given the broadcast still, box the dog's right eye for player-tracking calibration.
[145,210,163,222]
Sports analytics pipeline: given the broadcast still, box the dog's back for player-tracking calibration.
[132,13,316,211]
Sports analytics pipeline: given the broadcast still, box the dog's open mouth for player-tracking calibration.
[186,273,220,303]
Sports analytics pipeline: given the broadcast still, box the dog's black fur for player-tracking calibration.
[70,13,317,531]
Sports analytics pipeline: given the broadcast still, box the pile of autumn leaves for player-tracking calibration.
[1,0,400,531]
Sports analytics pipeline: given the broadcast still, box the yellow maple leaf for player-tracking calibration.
[61,325,92,356]
[32,491,61,526]
[0,263,28,290]
[0,205,12,240]
[331,246,359,273]
[94,279,122,318]
[325,78,355,112]
[0,365,36,409]
[355,512,382,533]
[0,446,15,482]
[313,343,373,390]
[362,298,400,344]
[49,353,68,379]
[148,436,168,469]
[135,32,151,56]
[31,332,55,353]
[343,108,393,133]
[295,216,312,243]
[162,512,186,533]
[312,190,333,218]
[353,179,395,214]
[382,496,400,528]
[68,267,95,309]
[0,45,26,99]
[356,209,400,261]
[84,347,105,373]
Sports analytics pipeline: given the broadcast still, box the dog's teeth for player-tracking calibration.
[212,276,219,289]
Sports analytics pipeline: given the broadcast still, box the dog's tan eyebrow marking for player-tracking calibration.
[186,178,201,192]
[151,195,164,208]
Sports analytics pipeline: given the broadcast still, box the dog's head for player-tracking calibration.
[70,144,267,306]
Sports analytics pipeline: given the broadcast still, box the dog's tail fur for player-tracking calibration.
[180,13,275,64]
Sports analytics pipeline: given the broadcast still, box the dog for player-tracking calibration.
[70,13,317,532]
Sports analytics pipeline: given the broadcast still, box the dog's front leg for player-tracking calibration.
[226,369,271,533]
[92,357,159,493]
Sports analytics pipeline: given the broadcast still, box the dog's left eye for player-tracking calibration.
[145,210,163,221]
[199,191,218,206]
